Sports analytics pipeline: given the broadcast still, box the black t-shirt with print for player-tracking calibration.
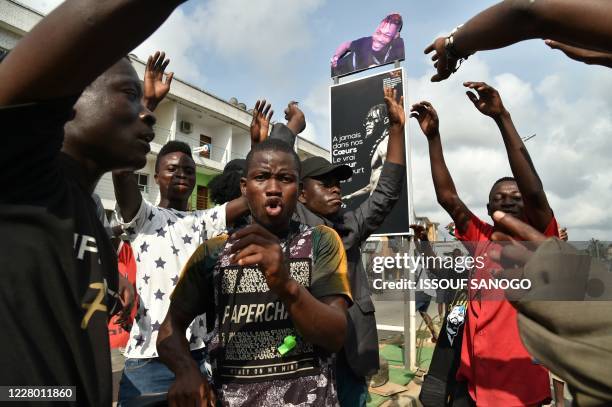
[0,98,120,406]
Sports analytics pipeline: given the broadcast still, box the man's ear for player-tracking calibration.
[486,203,492,217]
[298,183,307,204]
[240,177,247,197]
[154,172,159,185]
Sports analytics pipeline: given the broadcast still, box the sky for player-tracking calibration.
[22,0,612,241]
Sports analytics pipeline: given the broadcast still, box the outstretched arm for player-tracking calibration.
[464,81,552,231]
[112,51,175,223]
[545,40,612,68]
[410,101,473,234]
[0,0,185,105]
[425,0,612,81]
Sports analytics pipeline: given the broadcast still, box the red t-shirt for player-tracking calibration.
[108,241,137,349]
[454,214,558,406]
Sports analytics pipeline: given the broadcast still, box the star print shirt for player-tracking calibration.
[116,199,227,358]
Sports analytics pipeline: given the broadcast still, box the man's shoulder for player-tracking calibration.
[349,36,372,52]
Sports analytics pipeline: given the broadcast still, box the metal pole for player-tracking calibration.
[403,235,417,370]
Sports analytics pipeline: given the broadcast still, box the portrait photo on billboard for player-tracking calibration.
[330,68,410,235]
[330,13,405,78]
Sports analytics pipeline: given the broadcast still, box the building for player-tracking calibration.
[0,0,329,213]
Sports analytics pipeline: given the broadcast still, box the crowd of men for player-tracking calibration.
[1,0,611,406]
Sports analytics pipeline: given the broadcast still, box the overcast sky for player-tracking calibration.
[22,0,612,241]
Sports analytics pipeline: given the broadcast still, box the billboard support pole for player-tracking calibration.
[403,235,417,371]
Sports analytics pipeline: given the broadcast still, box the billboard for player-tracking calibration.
[330,67,410,235]
[331,13,405,78]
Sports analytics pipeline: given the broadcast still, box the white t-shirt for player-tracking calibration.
[116,199,227,358]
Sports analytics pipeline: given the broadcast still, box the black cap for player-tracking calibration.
[301,156,352,180]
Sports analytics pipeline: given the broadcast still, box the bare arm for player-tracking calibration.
[384,87,405,166]
[112,171,142,223]
[545,40,612,68]
[279,285,348,352]
[230,225,348,352]
[331,41,352,67]
[0,0,185,105]
[225,196,250,227]
[425,0,612,81]
[158,304,215,406]
[464,82,552,231]
[410,101,473,234]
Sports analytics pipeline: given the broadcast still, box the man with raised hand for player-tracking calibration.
[295,87,406,407]
[424,0,612,82]
[0,1,187,405]
[158,139,351,406]
[411,82,559,406]
[112,52,249,403]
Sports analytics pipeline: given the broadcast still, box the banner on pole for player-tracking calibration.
[330,67,410,235]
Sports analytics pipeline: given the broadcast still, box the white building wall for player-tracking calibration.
[231,127,251,161]
[0,1,330,212]
[152,100,176,146]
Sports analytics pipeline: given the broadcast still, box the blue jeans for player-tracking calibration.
[118,348,210,405]
[336,351,368,407]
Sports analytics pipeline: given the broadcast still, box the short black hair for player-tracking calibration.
[245,138,301,175]
[383,13,403,32]
[489,176,517,196]
[155,141,192,172]
[208,159,246,204]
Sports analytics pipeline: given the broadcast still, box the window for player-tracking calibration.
[196,185,208,209]
[136,173,149,193]
[199,134,212,159]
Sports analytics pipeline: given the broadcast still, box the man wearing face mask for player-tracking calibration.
[331,13,405,76]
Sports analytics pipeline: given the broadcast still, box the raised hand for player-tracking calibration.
[424,37,458,82]
[545,40,612,68]
[229,224,292,296]
[463,81,506,118]
[284,101,306,135]
[143,51,174,112]
[383,87,405,128]
[250,100,273,145]
[410,101,440,139]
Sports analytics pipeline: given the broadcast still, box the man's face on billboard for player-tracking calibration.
[364,106,384,137]
[372,21,398,51]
